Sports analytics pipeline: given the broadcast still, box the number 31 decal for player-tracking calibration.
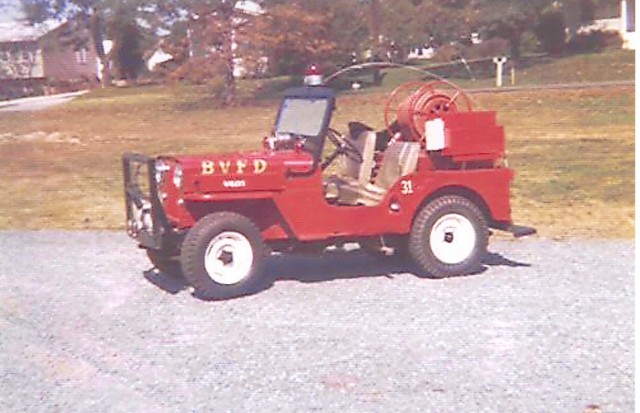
[400,180,414,195]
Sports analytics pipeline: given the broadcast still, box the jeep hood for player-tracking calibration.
[173,149,314,195]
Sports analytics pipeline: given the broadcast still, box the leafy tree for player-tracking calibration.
[111,9,145,81]
[461,1,543,59]
[475,0,606,57]
[255,5,337,75]
[535,6,567,53]
[159,0,262,105]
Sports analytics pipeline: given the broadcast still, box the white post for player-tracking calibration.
[493,56,508,88]
[621,0,628,34]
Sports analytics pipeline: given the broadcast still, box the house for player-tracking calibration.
[408,46,435,60]
[579,0,636,50]
[147,48,174,72]
[620,0,636,49]
[0,20,100,98]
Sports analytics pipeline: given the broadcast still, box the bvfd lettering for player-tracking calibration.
[201,159,268,175]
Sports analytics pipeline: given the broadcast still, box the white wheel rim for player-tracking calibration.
[204,231,254,285]
[429,213,476,265]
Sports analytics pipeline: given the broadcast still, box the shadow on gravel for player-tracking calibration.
[143,268,189,295]
[266,250,531,284]
[141,250,531,300]
[483,252,531,268]
[265,251,405,283]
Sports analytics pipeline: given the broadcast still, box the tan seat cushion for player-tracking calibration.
[340,130,377,185]
[337,141,421,206]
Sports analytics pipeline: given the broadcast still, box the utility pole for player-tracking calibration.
[369,0,381,53]
[369,0,383,85]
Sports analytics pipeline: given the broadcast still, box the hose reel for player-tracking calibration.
[384,80,473,142]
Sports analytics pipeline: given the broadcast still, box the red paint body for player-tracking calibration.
[123,84,522,253]
[157,116,513,244]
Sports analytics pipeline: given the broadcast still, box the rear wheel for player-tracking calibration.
[409,195,488,278]
[180,212,267,299]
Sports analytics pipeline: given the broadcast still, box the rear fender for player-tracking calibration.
[413,185,508,229]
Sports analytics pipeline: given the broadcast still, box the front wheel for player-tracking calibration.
[180,212,267,299]
[409,195,488,278]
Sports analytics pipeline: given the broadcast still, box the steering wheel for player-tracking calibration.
[321,128,363,170]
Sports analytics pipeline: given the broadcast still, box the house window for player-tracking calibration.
[75,48,88,65]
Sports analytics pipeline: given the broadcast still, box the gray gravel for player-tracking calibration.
[0,231,633,413]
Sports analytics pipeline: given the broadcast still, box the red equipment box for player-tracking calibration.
[440,111,505,163]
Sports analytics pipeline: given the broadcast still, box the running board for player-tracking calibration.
[508,224,537,238]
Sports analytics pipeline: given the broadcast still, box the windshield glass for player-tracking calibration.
[276,98,329,137]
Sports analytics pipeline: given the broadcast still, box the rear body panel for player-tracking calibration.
[269,162,512,241]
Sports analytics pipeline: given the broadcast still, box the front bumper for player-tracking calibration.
[122,153,172,250]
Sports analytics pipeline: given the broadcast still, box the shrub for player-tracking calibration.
[520,31,541,55]
[568,30,623,52]
[431,43,463,63]
[169,56,227,86]
[535,9,567,54]
[463,38,511,60]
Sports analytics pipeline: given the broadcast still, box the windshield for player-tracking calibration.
[276,98,329,137]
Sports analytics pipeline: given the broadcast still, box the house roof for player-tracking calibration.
[235,0,265,16]
[0,20,64,43]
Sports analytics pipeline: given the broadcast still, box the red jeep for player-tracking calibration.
[123,78,534,299]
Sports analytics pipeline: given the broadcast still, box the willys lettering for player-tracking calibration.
[201,159,268,175]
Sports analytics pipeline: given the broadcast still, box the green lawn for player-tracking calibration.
[326,48,635,93]
[0,49,634,238]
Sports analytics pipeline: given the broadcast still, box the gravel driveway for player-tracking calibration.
[0,91,87,112]
[0,231,633,413]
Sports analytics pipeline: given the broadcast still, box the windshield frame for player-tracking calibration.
[274,86,336,169]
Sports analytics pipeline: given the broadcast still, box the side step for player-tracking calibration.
[508,224,537,238]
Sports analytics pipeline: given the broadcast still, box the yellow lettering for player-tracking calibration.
[236,160,247,174]
[201,160,215,175]
[219,160,231,174]
[253,159,268,174]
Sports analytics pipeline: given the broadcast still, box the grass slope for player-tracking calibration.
[0,49,634,238]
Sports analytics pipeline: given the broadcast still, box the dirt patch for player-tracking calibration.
[0,131,83,145]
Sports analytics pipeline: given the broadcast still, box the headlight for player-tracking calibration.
[173,164,183,188]
[155,160,171,184]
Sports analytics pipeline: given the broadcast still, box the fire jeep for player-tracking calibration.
[123,73,535,299]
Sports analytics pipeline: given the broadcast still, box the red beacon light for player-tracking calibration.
[304,64,324,86]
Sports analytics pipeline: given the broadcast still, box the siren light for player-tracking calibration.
[304,64,324,86]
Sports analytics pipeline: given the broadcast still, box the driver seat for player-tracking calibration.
[337,141,421,206]
[340,130,377,185]
[324,130,376,204]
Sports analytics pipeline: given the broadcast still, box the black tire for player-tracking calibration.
[409,195,488,278]
[180,212,267,300]
[146,249,181,276]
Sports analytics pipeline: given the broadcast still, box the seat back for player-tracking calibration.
[341,130,377,185]
[374,142,421,189]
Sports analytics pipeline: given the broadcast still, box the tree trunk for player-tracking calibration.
[90,11,111,88]
[562,0,581,42]
[222,9,237,106]
[99,56,112,88]
[510,32,522,60]
[224,58,237,106]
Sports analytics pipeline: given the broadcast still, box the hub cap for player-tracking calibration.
[204,231,254,285]
[429,213,476,265]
